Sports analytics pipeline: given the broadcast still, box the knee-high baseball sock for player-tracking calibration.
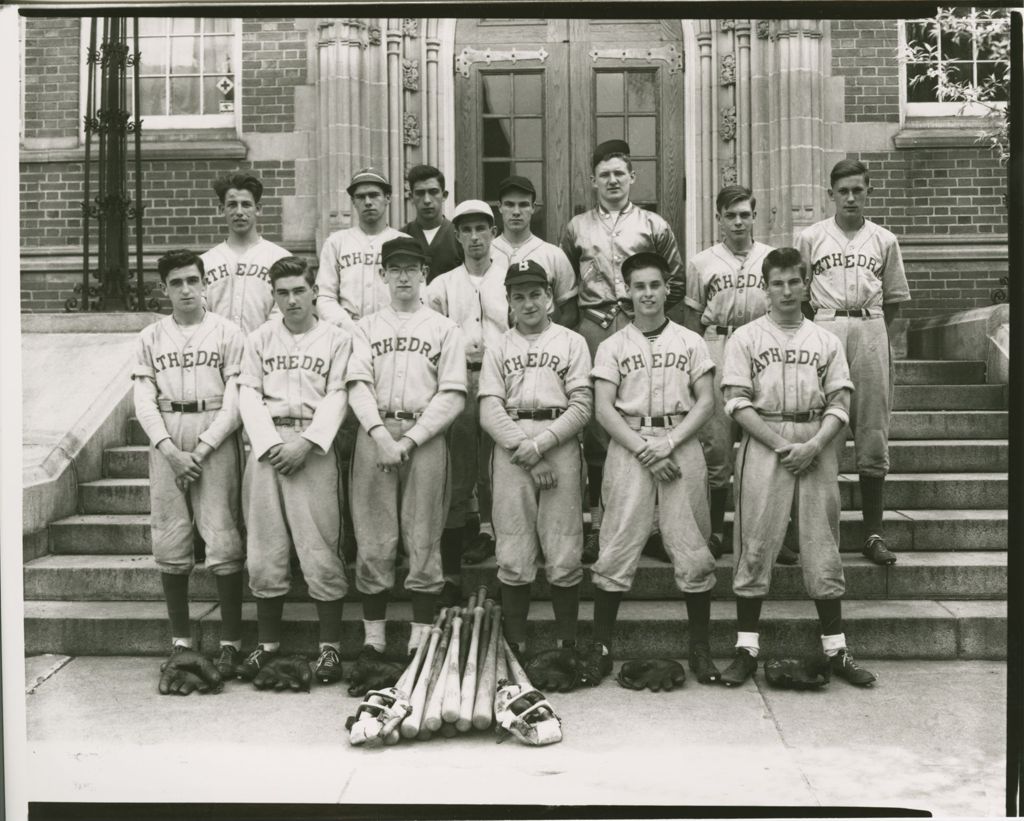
[859,475,885,535]
[409,591,437,625]
[361,590,389,622]
[709,488,728,536]
[592,588,622,649]
[315,598,344,646]
[736,596,763,634]
[255,595,287,646]
[685,590,712,647]
[441,526,464,579]
[500,582,531,646]
[550,583,580,646]
[814,598,843,637]
[214,571,244,644]
[160,572,191,643]
[587,464,603,510]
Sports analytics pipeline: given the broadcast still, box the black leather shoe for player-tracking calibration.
[862,535,897,566]
[688,642,721,684]
[720,648,758,687]
[828,648,877,687]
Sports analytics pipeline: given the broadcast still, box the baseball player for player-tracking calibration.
[400,164,463,283]
[201,173,291,335]
[796,159,911,566]
[132,249,246,694]
[478,258,593,666]
[426,199,510,605]
[719,246,876,688]
[559,140,685,563]
[584,251,719,689]
[317,167,411,334]
[682,185,774,559]
[346,236,467,679]
[236,256,352,690]
[491,175,578,328]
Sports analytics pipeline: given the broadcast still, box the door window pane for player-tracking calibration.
[514,119,543,158]
[203,35,233,76]
[595,72,623,113]
[628,116,656,156]
[480,71,546,212]
[170,77,200,114]
[138,37,168,75]
[483,118,512,157]
[482,74,511,114]
[596,116,624,144]
[169,36,200,75]
[513,73,543,115]
[483,162,512,201]
[630,160,657,203]
[138,77,166,115]
[515,162,544,200]
[626,72,656,112]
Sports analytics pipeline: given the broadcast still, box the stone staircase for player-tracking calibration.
[24,359,1007,660]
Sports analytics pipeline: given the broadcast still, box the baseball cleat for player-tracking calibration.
[237,646,277,681]
[577,641,613,686]
[720,648,758,687]
[214,644,242,679]
[581,530,600,565]
[462,533,495,565]
[707,533,725,560]
[862,535,897,566]
[828,648,876,687]
[314,645,344,684]
[688,642,721,684]
[776,545,800,566]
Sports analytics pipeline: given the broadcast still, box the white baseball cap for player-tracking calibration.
[452,199,495,226]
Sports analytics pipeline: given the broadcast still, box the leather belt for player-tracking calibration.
[467,361,483,372]
[708,325,734,336]
[582,300,634,330]
[622,413,685,429]
[382,410,422,420]
[758,410,823,422]
[833,309,870,318]
[506,408,564,421]
[158,398,223,413]
[272,416,313,428]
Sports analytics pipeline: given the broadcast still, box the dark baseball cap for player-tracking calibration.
[505,258,549,289]
[592,139,631,170]
[381,236,429,265]
[496,175,537,200]
[621,251,669,279]
[347,167,391,196]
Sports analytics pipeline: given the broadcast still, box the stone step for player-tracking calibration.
[103,446,149,479]
[23,552,1006,605]
[889,411,1006,440]
[79,479,151,514]
[893,384,1006,411]
[49,514,151,554]
[894,360,986,385]
[22,598,1005,660]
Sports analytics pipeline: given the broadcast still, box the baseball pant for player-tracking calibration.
[446,369,492,528]
[576,312,631,465]
[698,329,739,490]
[491,419,585,588]
[591,432,715,594]
[732,419,846,599]
[352,418,450,595]
[242,427,348,601]
[816,314,893,477]
[149,411,243,576]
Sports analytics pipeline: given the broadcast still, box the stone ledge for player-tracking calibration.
[20,138,248,164]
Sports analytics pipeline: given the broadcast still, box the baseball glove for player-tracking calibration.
[158,648,223,696]
[524,647,585,693]
[616,658,686,692]
[346,647,405,698]
[763,657,829,690]
[252,654,313,692]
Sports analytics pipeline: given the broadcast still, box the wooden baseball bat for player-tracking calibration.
[422,608,456,733]
[472,604,502,729]
[493,617,510,716]
[459,593,476,677]
[439,609,464,726]
[502,635,533,689]
[457,597,486,731]
[402,619,444,738]
[381,629,433,745]
[440,721,457,738]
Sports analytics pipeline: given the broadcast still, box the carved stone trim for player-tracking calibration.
[403,113,421,146]
[402,18,419,39]
[720,53,736,86]
[720,163,737,185]
[368,24,381,46]
[403,58,420,91]
[756,20,770,40]
[721,19,736,31]
[720,106,737,142]
[588,45,683,75]
[455,47,548,78]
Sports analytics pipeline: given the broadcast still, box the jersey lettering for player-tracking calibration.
[501,351,569,380]
[749,346,823,376]
[153,349,225,373]
[335,250,383,272]
[810,252,881,277]
[618,350,691,376]
[203,262,271,286]
[705,272,763,301]
[261,354,329,377]
[370,335,441,367]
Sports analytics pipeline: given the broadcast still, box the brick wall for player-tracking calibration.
[831,19,901,123]
[241,18,307,133]
[23,17,81,140]
[901,255,1006,322]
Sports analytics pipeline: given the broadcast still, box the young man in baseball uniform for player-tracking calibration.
[478,258,593,664]
[719,247,876,688]
[201,173,291,335]
[584,251,719,688]
[236,256,352,689]
[560,140,685,563]
[683,185,774,559]
[400,164,462,283]
[133,249,246,694]
[426,200,510,604]
[346,236,466,673]
[796,159,911,567]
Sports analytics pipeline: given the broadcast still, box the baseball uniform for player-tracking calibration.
[796,218,910,477]
[478,323,592,587]
[132,312,246,576]
[400,217,463,283]
[491,235,578,312]
[590,321,717,594]
[426,255,510,529]
[722,314,854,598]
[201,238,291,335]
[316,225,411,333]
[684,241,774,489]
[237,317,351,602]
[346,305,467,595]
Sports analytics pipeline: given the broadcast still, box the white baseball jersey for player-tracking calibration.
[591,321,715,417]
[684,241,774,327]
[426,256,510,364]
[316,225,411,331]
[237,317,352,458]
[796,218,911,310]
[721,315,854,417]
[132,311,245,449]
[201,238,291,335]
[491,235,578,307]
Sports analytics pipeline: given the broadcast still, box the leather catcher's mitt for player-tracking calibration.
[346,647,405,698]
[616,658,686,692]
[252,654,312,692]
[764,657,829,690]
[158,648,223,696]
[524,647,585,693]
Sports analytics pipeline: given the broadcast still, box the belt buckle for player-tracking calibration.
[507,409,520,420]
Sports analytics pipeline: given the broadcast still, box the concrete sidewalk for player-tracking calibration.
[24,656,1005,814]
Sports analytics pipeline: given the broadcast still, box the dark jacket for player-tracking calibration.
[400,217,463,283]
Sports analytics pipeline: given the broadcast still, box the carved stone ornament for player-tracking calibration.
[587,45,683,75]
[721,19,736,31]
[403,112,421,146]
[455,47,548,78]
[720,105,737,142]
[402,18,419,38]
[720,53,736,86]
[757,20,770,40]
[403,58,420,91]
[368,24,381,46]
[721,163,737,185]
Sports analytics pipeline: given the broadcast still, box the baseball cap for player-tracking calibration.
[381,236,429,265]
[621,251,669,279]
[452,199,495,226]
[505,258,549,289]
[347,167,391,196]
[592,139,631,170]
[496,175,537,200]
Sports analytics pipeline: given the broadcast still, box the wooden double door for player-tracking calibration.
[454,18,685,249]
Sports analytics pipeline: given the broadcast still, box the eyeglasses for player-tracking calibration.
[384,266,422,277]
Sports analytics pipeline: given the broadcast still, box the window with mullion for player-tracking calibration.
[594,69,659,210]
